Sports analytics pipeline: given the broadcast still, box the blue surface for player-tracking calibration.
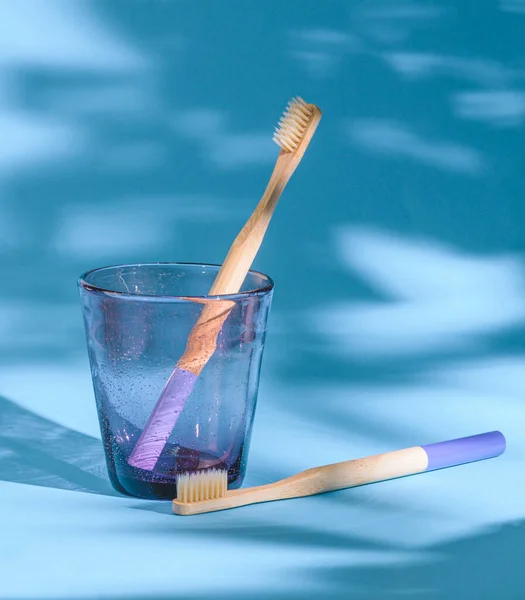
[1,1,524,598]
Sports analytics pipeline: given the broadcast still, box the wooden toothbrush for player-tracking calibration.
[172,431,506,515]
[128,97,322,471]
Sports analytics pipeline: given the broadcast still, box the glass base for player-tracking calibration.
[101,414,247,500]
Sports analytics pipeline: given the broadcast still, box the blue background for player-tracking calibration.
[1,1,524,598]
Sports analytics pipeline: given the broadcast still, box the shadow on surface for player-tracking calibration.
[0,394,116,496]
[311,520,525,600]
[8,520,515,600]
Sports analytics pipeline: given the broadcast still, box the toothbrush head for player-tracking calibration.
[273,97,319,153]
[175,468,228,505]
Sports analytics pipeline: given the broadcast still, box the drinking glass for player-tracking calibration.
[78,263,273,500]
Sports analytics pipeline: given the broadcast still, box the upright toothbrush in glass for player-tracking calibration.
[129,98,322,470]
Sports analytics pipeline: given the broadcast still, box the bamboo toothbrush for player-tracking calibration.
[172,431,506,515]
[128,97,322,470]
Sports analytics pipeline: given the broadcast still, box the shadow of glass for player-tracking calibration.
[0,394,117,496]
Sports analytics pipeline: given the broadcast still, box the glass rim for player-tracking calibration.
[77,262,275,302]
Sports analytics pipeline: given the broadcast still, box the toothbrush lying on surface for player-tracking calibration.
[128,98,322,470]
[172,431,506,515]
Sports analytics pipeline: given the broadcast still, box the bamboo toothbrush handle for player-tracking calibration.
[251,431,506,501]
[287,447,429,495]
[228,447,429,507]
[208,152,295,295]
[177,152,295,375]
[251,431,506,500]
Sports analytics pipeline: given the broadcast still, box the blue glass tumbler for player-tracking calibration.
[78,263,273,500]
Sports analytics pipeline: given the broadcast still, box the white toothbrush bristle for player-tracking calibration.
[273,96,313,152]
[176,468,228,503]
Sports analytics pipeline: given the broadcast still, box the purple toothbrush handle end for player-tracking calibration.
[421,431,506,472]
[128,368,198,471]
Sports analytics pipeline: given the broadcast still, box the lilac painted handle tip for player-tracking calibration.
[421,431,506,472]
[127,368,198,471]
